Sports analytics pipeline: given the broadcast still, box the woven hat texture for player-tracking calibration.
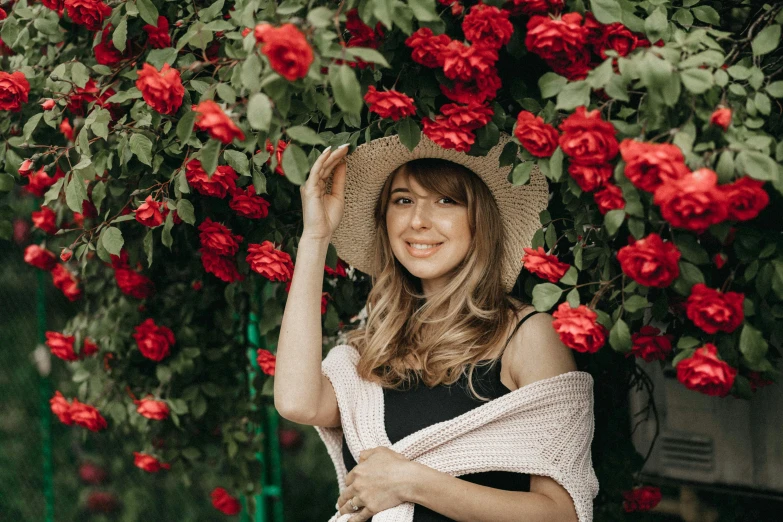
[325,133,549,293]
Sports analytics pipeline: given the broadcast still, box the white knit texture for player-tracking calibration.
[314,344,600,522]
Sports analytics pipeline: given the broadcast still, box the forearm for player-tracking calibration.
[406,463,575,522]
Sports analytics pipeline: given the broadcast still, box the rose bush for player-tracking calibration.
[2,0,782,518]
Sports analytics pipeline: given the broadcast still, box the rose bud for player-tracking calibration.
[41,98,56,110]
[60,248,73,262]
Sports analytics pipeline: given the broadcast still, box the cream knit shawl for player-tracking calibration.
[314,345,599,522]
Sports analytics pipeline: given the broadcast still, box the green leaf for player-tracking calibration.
[247,93,272,131]
[548,147,564,182]
[559,266,578,286]
[223,150,250,176]
[692,5,720,25]
[281,143,310,185]
[346,47,390,68]
[603,209,626,237]
[591,0,623,24]
[176,111,197,144]
[200,139,221,176]
[65,174,88,213]
[532,283,563,311]
[175,199,195,225]
[766,81,783,98]
[397,118,420,152]
[330,65,362,115]
[538,72,568,98]
[146,47,178,69]
[129,134,153,166]
[680,68,713,94]
[544,222,557,250]
[113,17,128,53]
[739,323,768,364]
[673,233,710,265]
[0,174,14,193]
[198,0,225,22]
[71,62,90,89]
[609,318,631,352]
[242,54,262,93]
[566,287,580,307]
[286,126,327,146]
[672,348,695,367]
[408,0,439,22]
[623,295,649,313]
[644,7,668,41]
[555,81,590,111]
[372,0,394,29]
[136,0,159,26]
[736,150,778,181]
[586,59,613,90]
[101,226,124,256]
[23,113,42,141]
[510,162,533,185]
[307,6,334,28]
[752,24,780,57]
[161,211,174,248]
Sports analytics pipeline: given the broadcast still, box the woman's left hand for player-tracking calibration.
[336,446,417,520]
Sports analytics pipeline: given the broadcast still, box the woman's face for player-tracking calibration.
[385,167,472,297]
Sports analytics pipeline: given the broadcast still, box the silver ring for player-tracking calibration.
[348,497,359,512]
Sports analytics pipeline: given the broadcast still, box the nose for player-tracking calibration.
[410,202,432,230]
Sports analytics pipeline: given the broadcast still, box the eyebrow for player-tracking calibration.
[391,188,410,194]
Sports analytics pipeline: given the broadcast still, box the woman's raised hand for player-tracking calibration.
[300,144,349,241]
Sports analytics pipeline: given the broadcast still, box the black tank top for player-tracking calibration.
[341,311,540,521]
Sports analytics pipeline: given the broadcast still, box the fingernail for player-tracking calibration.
[338,144,349,149]
[321,146,332,154]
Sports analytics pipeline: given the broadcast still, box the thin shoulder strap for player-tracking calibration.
[501,310,541,352]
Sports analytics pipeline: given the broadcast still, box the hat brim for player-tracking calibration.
[325,133,549,293]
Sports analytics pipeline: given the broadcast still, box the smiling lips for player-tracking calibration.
[405,241,444,257]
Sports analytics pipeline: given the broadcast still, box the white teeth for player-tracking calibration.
[409,242,442,250]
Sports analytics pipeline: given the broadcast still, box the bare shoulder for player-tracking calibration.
[506,309,578,390]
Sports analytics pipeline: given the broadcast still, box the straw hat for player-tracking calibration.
[325,133,550,293]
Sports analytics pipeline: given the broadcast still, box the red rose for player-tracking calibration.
[136,396,170,420]
[595,22,638,59]
[257,348,276,376]
[40,98,56,110]
[265,139,288,176]
[558,106,618,164]
[440,40,498,82]
[143,16,171,49]
[67,79,117,117]
[619,140,690,193]
[720,176,769,221]
[60,249,73,262]
[748,371,774,393]
[324,259,348,277]
[617,233,681,288]
[134,195,167,227]
[551,302,608,353]
[254,23,313,81]
[94,25,125,66]
[321,291,330,314]
[24,244,58,271]
[0,71,30,112]
[510,0,564,17]
[41,0,65,16]
[211,487,241,516]
[185,160,238,198]
[405,27,451,68]
[69,399,108,431]
[676,343,737,397]
[133,452,171,472]
[582,12,605,46]
[685,283,744,334]
[364,86,417,121]
[622,486,662,512]
[45,331,79,361]
[193,100,245,144]
[19,159,35,177]
[546,49,592,80]
[713,252,728,269]
[653,168,729,234]
[345,9,384,49]
[64,0,112,31]
[200,247,244,283]
[514,111,559,158]
[593,183,625,215]
[79,462,108,485]
[422,116,476,152]
[441,102,493,131]
[135,63,184,116]
[229,186,270,219]
[85,492,119,514]
[198,217,244,256]
[50,391,73,425]
[51,264,82,301]
[132,318,176,362]
[82,338,99,357]
[628,326,673,363]
[246,241,294,282]
[567,162,613,192]
[462,3,514,50]
[521,246,570,283]
[526,13,588,79]
[709,107,732,131]
[440,68,502,104]
[24,165,65,197]
[32,206,58,235]
[60,118,75,141]
[114,268,156,299]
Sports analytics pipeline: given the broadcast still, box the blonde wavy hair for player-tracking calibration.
[343,158,530,402]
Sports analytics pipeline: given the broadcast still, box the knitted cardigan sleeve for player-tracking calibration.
[314,344,600,522]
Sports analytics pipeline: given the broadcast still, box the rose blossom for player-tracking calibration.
[462,3,514,50]
[93,25,125,66]
[51,263,82,301]
[134,195,167,227]
[653,168,729,234]
[193,100,245,144]
[69,399,108,431]
[345,9,384,49]
[440,68,503,104]
[24,166,65,197]
[363,86,417,121]
[136,396,170,420]
[709,107,732,131]
[60,118,75,141]
[595,22,638,59]
[440,40,498,82]
[45,331,79,361]
[143,16,172,48]
[0,71,30,112]
[748,371,774,393]
[622,486,663,512]
[567,163,613,192]
[24,244,58,271]
[246,241,294,282]
[593,183,625,215]
[720,176,769,221]
[229,186,270,219]
[41,0,65,16]
[676,343,737,397]
[405,27,451,68]
[64,0,112,32]
[422,116,476,152]
[86,492,119,514]
[551,302,608,353]
[132,318,176,362]
[200,247,244,283]
[558,106,618,164]
[50,391,73,425]
[510,0,564,16]
[617,233,681,288]
[525,13,587,60]
[619,140,690,193]
[257,348,276,376]
[114,268,156,299]
[133,452,171,472]
[79,462,108,485]
[198,217,244,257]
[185,160,238,198]
[441,102,493,131]
[514,111,559,158]
[266,139,288,176]
[685,283,744,334]
[254,23,314,81]
[32,206,58,234]
[521,246,570,283]
[627,326,673,363]
[135,63,184,116]
[82,338,99,357]
[211,487,241,516]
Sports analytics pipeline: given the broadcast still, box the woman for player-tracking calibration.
[274,135,598,522]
